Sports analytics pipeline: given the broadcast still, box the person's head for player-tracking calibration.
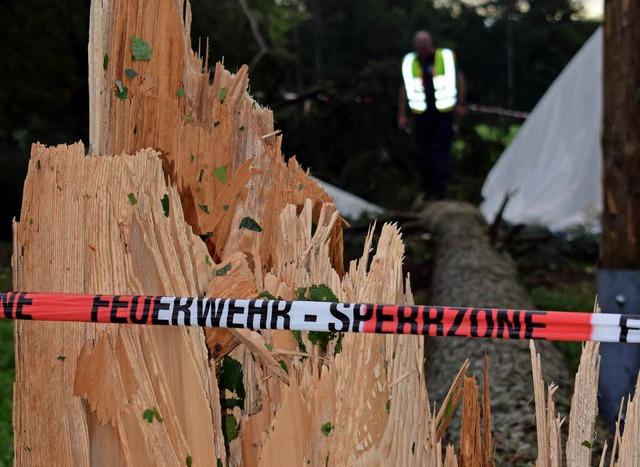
[413,30,433,59]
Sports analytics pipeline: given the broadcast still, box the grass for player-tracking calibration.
[0,320,13,466]
[530,281,597,312]
[0,267,13,466]
[530,280,597,371]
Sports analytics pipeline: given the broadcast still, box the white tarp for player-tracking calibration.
[315,178,384,220]
[480,28,602,232]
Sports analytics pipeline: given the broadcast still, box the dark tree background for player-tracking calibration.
[0,0,599,239]
[0,1,90,241]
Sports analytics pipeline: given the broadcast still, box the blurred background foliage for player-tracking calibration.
[192,0,599,208]
[0,0,599,232]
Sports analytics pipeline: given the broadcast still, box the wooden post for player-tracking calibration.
[601,1,640,266]
[598,0,640,431]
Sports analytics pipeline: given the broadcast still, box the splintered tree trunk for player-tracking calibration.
[601,0,640,266]
[12,0,462,465]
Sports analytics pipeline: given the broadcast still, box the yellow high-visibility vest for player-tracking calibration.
[402,48,458,113]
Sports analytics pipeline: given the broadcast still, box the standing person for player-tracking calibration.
[398,30,466,201]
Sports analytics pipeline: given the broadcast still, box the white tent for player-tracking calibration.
[480,28,602,232]
[315,178,384,220]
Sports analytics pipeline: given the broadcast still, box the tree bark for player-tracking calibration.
[601,0,640,268]
[420,202,582,464]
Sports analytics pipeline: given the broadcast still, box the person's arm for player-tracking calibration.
[398,85,409,129]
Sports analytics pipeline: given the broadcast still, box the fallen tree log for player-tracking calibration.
[421,201,578,463]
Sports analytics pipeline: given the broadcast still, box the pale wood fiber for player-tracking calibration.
[13,143,224,465]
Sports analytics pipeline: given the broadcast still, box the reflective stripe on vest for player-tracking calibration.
[402,48,458,113]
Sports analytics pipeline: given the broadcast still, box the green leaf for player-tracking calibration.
[212,263,232,276]
[445,401,454,418]
[334,332,344,356]
[320,422,333,437]
[239,217,262,232]
[581,440,592,449]
[161,194,170,217]
[201,231,213,240]
[220,356,245,401]
[220,87,228,104]
[115,87,128,100]
[131,37,152,61]
[176,88,185,98]
[223,415,238,443]
[205,255,212,266]
[142,407,163,423]
[198,204,209,214]
[214,166,228,184]
[310,284,338,302]
[257,291,276,300]
[198,169,204,183]
[264,343,273,351]
[291,330,307,353]
[56,355,66,361]
[308,331,334,352]
[125,68,138,79]
[114,80,128,100]
[183,114,193,123]
[238,126,244,131]
[186,455,192,467]
[295,284,338,302]
[278,359,288,374]
[103,54,109,70]
[223,205,229,212]
[127,193,137,205]
[307,332,324,344]
[298,183,303,191]
[217,459,223,467]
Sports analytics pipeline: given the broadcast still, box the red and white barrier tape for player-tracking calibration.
[0,292,633,342]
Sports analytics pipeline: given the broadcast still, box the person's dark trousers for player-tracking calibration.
[414,110,454,200]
